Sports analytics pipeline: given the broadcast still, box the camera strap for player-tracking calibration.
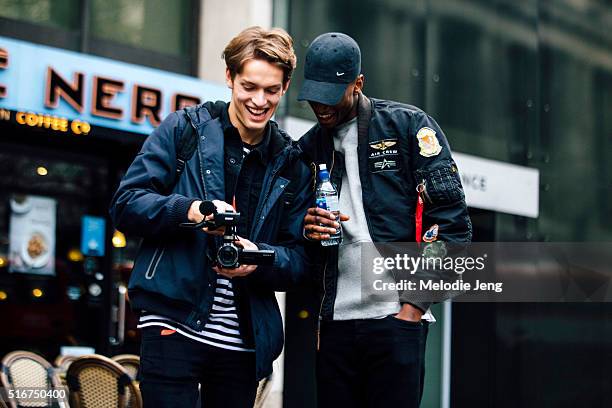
[174,111,199,182]
[171,103,224,193]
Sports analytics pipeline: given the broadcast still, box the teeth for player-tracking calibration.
[246,106,266,116]
[318,113,332,119]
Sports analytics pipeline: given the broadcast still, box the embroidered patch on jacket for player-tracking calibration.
[422,241,447,259]
[370,140,397,150]
[416,127,442,157]
[369,138,400,172]
[423,224,439,242]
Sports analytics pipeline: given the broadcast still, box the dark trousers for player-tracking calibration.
[316,316,429,408]
[139,327,257,408]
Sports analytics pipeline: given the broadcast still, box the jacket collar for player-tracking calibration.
[357,93,372,140]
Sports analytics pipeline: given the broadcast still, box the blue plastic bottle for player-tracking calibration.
[315,164,342,246]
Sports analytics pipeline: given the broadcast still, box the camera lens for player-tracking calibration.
[217,244,239,268]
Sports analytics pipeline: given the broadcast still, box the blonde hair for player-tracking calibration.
[223,26,297,85]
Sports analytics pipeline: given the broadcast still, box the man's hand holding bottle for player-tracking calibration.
[304,163,349,243]
[303,208,350,241]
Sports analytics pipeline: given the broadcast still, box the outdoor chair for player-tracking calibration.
[66,354,142,408]
[0,350,68,408]
[53,355,79,387]
[110,355,140,381]
[54,355,78,372]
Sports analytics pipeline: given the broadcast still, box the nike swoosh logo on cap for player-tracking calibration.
[336,72,345,76]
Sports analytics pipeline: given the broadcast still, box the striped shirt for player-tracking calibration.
[138,277,254,352]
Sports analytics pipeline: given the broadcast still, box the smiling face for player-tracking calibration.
[226,58,288,143]
[309,75,364,129]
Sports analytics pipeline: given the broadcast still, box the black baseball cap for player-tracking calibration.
[297,32,361,106]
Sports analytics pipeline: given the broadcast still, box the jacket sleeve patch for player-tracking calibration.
[416,127,442,157]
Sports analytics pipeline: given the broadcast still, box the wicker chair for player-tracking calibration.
[110,355,140,381]
[0,350,68,408]
[54,355,78,373]
[53,355,79,387]
[66,355,142,408]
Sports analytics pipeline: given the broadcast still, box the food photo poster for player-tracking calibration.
[8,194,56,276]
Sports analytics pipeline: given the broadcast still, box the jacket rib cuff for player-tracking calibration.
[169,196,198,226]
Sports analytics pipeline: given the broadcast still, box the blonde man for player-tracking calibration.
[110,27,312,407]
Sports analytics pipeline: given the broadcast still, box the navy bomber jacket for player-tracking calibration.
[298,94,472,319]
[109,102,313,380]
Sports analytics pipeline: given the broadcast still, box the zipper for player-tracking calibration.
[353,142,375,247]
[252,151,289,240]
[191,112,211,320]
[191,114,208,202]
[145,247,165,279]
[317,150,336,350]
[418,178,433,204]
[317,258,329,351]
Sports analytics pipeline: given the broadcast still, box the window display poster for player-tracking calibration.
[8,195,57,275]
[81,216,106,257]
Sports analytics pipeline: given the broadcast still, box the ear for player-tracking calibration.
[354,74,365,94]
[282,79,291,95]
[225,68,233,88]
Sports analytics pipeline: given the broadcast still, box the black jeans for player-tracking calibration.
[139,327,257,408]
[316,316,429,408]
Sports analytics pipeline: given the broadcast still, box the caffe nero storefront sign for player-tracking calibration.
[0,36,230,136]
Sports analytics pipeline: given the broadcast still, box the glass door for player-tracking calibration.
[0,140,139,360]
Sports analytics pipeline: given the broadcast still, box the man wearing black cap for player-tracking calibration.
[298,33,472,407]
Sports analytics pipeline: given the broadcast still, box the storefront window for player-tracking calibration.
[0,146,112,356]
[0,0,80,30]
[0,0,197,74]
[90,0,191,57]
[538,1,612,241]
[287,0,427,123]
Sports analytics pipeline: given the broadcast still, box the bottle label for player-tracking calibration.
[325,195,339,212]
[316,197,327,210]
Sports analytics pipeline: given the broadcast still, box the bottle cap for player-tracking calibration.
[319,164,327,171]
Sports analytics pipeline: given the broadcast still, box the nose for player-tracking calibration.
[251,90,266,107]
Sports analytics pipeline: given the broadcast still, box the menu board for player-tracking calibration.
[8,194,57,276]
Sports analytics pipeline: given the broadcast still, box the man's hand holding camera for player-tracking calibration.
[213,236,258,278]
[185,200,274,278]
[188,199,234,236]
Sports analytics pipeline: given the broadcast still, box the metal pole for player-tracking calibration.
[441,300,452,408]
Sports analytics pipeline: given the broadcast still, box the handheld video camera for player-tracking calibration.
[180,201,275,269]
